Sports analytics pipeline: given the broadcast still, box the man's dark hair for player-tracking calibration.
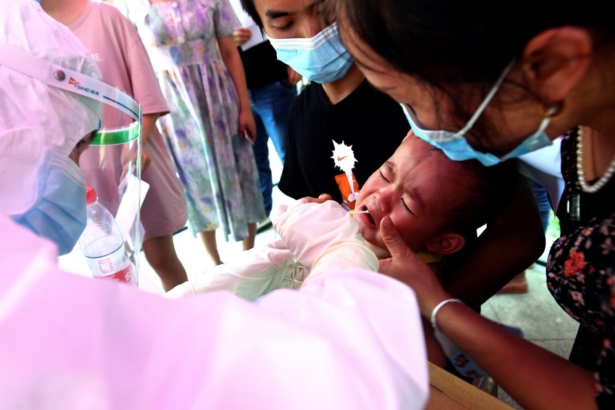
[240,0,264,29]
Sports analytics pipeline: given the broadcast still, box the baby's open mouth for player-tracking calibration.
[360,205,376,226]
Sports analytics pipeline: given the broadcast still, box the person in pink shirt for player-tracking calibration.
[41,0,189,291]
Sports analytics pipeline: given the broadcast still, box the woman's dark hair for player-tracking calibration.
[334,0,615,88]
[332,0,615,151]
[421,142,516,236]
[444,158,517,236]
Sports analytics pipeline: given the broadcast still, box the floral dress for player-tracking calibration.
[135,0,265,241]
[547,129,615,409]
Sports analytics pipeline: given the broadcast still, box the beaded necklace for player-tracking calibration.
[576,126,615,193]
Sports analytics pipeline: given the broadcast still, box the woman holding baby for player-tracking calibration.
[332,0,615,408]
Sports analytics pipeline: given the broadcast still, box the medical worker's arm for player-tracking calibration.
[218,35,257,141]
[378,216,595,410]
[271,200,378,274]
[167,239,295,301]
[440,175,545,308]
[0,215,429,410]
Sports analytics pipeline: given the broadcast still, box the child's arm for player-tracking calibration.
[120,113,159,174]
[135,113,160,172]
[141,113,159,146]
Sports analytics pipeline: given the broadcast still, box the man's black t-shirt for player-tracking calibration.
[279,80,409,205]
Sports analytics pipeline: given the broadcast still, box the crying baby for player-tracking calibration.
[167,132,515,300]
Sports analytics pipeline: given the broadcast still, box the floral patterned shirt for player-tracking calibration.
[547,129,615,408]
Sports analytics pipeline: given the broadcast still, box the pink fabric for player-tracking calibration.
[70,0,187,240]
[0,214,428,409]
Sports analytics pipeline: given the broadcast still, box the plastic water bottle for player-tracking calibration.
[79,186,136,285]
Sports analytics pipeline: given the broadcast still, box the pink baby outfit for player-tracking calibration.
[70,0,187,241]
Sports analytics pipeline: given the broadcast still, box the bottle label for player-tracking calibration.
[85,245,130,278]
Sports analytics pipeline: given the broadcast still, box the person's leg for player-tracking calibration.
[249,89,274,216]
[197,229,222,266]
[530,180,551,232]
[242,222,257,251]
[143,235,188,292]
[255,80,297,164]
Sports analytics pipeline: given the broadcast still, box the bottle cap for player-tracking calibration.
[86,186,97,205]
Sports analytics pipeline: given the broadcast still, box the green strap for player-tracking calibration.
[91,122,141,146]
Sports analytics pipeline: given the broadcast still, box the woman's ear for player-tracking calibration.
[521,27,593,104]
[426,233,466,255]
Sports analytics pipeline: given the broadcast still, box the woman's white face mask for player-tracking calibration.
[401,61,553,166]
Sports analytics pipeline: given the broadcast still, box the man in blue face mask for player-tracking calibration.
[239,0,409,209]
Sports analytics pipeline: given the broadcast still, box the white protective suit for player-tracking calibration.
[167,238,303,301]
[167,200,382,302]
[0,3,429,408]
[0,204,429,409]
[0,0,101,216]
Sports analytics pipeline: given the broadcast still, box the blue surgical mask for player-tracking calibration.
[401,61,553,166]
[13,151,87,255]
[268,23,353,84]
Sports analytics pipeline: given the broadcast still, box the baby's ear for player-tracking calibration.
[426,233,466,255]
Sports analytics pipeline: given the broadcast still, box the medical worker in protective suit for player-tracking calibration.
[0,1,428,408]
[0,11,100,254]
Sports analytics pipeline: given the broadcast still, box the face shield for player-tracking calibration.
[0,43,143,281]
[79,82,144,286]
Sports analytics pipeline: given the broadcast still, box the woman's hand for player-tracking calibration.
[232,28,252,47]
[378,216,450,317]
[303,193,333,204]
[217,35,256,142]
[239,108,257,143]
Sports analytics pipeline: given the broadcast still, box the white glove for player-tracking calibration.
[166,239,299,302]
[271,200,378,274]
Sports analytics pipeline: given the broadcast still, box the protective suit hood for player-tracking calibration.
[0,0,102,215]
